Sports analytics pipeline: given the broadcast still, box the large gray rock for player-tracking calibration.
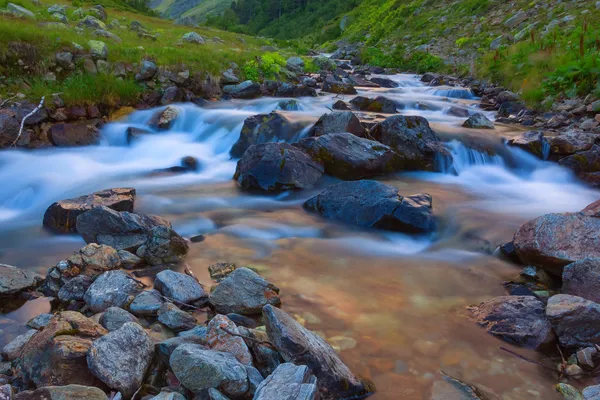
[154,270,208,305]
[76,206,172,251]
[304,180,436,233]
[513,204,600,275]
[562,259,600,303]
[130,289,164,316]
[99,307,139,332]
[308,111,366,137]
[135,60,158,81]
[263,305,368,400]
[254,363,318,400]
[295,133,405,180]
[286,57,305,73]
[471,296,555,350]
[507,131,549,159]
[0,109,20,148]
[13,385,108,400]
[223,80,261,99]
[1,329,37,361]
[57,275,92,302]
[322,77,357,94]
[87,322,154,397]
[136,225,189,265]
[148,105,179,130]
[230,112,306,158]
[210,268,281,315]
[47,120,101,147]
[207,314,253,365]
[350,96,399,114]
[83,270,144,312]
[43,188,135,234]
[559,145,600,187]
[169,344,250,397]
[181,32,205,44]
[546,294,600,348]
[233,143,323,193]
[505,11,528,28]
[370,114,447,171]
[157,303,196,331]
[462,113,494,129]
[0,264,42,297]
[7,3,35,18]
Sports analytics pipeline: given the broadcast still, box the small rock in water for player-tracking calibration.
[462,113,494,129]
[209,262,237,282]
[0,264,43,297]
[154,270,208,305]
[210,267,281,315]
[157,302,196,331]
[430,372,483,400]
[207,314,253,365]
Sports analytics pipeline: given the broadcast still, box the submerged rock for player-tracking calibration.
[304,180,436,234]
[234,143,323,193]
[230,112,306,158]
[210,267,281,315]
[546,294,600,348]
[308,111,366,137]
[295,132,405,180]
[0,264,42,297]
[87,322,154,397]
[254,363,318,400]
[43,188,135,233]
[263,305,370,400]
[471,296,555,350]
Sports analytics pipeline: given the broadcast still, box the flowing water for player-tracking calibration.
[1,74,599,399]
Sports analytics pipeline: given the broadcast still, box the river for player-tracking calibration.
[1,74,598,399]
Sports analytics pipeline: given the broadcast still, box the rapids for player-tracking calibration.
[1,74,598,399]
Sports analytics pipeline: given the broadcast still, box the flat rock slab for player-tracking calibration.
[304,180,436,234]
[263,305,369,400]
[0,264,43,297]
[254,363,318,400]
[43,188,135,233]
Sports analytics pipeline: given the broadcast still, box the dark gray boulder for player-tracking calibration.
[507,131,549,159]
[322,77,357,94]
[254,363,318,400]
[369,77,398,88]
[304,180,436,234]
[48,120,102,147]
[76,206,172,251]
[562,259,600,303]
[130,289,164,316]
[1,329,37,361]
[169,344,250,397]
[157,303,196,331]
[99,307,139,332]
[135,225,189,265]
[559,145,600,187]
[0,264,42,297]
[295,133,405,180]
[83,270,144,312]
[87,322,154,397]
[462,113,494,129]
[13,385,108,400]
[210,268,281,315]
[546,294,600,348]
[471,296,555,350]
[58,275,92,302]
[309,111,366,137]
[223,80,261,99]
[369,115,448,171]
[233,143,324,193]
[156,335,206,365]
[263,305,370,400]
[154,270,208,305]
[350,96,399,114]
[230,112,307,158]
[43,188,135,233]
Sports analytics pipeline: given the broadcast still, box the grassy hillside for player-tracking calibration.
[147,0,233,23]
[0,0,272,106]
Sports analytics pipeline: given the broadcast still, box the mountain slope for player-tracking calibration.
[148,0,233,23]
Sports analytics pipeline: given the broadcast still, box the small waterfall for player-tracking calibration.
[426,87,475,100]
[541,137,550,161]
[441,141,505,175]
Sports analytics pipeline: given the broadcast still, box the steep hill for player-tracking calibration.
[148,0,232,23]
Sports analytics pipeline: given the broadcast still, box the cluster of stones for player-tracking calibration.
[0,187,374,400]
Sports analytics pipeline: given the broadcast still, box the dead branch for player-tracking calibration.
[219,326,278,351]
[11,96,45,147]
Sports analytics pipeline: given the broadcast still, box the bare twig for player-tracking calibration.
[219,326,278,350]
[11,96,44,147]
[0,95,16,108]
[158,293,205,311]
[131,387,142,400]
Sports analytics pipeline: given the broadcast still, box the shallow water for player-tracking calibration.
[1,74,598,398]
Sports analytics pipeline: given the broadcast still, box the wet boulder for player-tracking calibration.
[507,131,549,159]
[87,322,154,397]
[254,363,318,400]
[308,111,366,137]
[155,270,208,305]
[57,275,92,302]
[370,114,447,171]
[462,113,494,129]
[548,132,597,158]
[263,305,369,400]
[14,311,108,389]
[48,119,102,146]
[130,289,164,316]
[148,105,179,130]
[210,267,281,315]
[136,225,189,265]
[471,296,555,350]
[43,188,135,233]
[169,344,252,397]
[558,145,600,187]
[304,180,435,233]
[275,83,316,98]
[83,270,144,312]
[0,109,20,148]
[99,307,139,332]
[332,100,351,111]
[13,385,108,400]
[322,77,357,94]
[513,205,600,275]
[230,112,307,158]
[350,96,399,114]
[223,80,261,99]
[233,143,324,193]
[546,294,600,348]
[369,77,398,88]
[2,329,37,361]
[75,206,172,252]
[295,133,405,180]
[498,101,526,117]
[0,264,42,297]
[562,259,600,303]
[207,314,253,365]
[157,302,196,331]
